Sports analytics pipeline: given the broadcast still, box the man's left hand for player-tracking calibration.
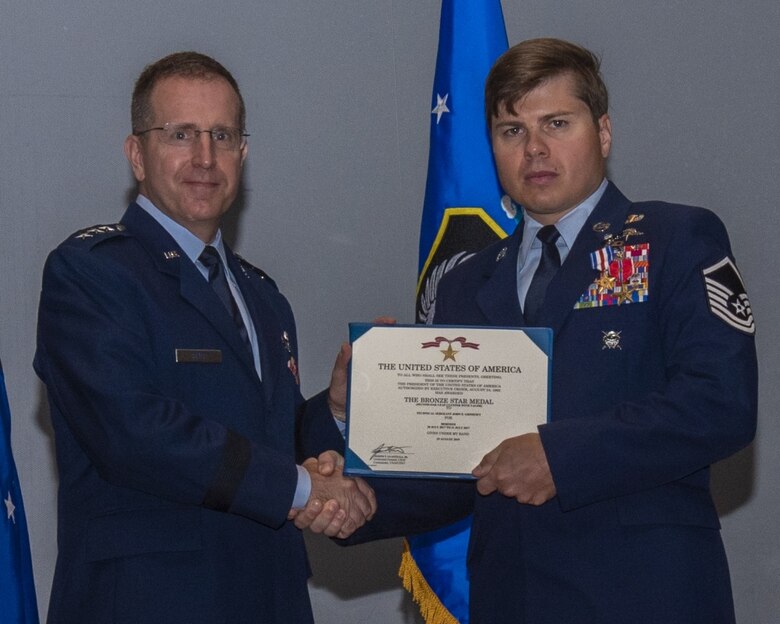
[326,317,396,421]
[472,433,556,505]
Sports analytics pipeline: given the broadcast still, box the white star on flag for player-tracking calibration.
[5,491,16,524]
[432,93,450,124]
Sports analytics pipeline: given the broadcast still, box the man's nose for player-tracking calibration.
[191,131,216,168]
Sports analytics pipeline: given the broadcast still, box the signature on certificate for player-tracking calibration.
[370,443,411,460]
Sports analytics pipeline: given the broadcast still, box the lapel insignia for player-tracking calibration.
[163,250,180,260]
[592,222,610,233]
[496,246,508,262]
[602,330,622,350]
[625,213,644,224]
[282,331,300,384]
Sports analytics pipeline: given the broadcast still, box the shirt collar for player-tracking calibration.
[518,178,608,259]
[135,194,226,265]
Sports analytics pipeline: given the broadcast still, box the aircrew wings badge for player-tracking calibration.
[702,257,755,335]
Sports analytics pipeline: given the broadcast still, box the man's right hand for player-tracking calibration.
[290,452,376,539]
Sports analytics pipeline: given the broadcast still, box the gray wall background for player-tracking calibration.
[1,1,778,622]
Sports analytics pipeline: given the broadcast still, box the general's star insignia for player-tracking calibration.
[432,93,450,124]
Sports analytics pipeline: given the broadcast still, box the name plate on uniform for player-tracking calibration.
[344,324,552,479]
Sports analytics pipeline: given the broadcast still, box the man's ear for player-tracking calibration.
[124,134,146,182]
[597,114,612,159]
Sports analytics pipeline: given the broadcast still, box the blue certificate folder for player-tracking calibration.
[344,323,553,479]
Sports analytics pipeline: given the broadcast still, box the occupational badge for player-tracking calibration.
[601,330,622,350]
[702,257,755,335]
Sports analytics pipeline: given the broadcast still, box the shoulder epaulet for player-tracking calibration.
[68,223,128,247]
[234,253,278,290]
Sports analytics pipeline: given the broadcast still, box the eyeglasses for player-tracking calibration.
[134,123,249,151]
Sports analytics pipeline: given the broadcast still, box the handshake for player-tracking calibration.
[288,451,376,539]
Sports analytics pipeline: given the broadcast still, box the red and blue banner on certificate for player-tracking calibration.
[404,1,513,622]
[0,362,39,623]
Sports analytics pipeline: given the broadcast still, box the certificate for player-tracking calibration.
[344,324,552,479]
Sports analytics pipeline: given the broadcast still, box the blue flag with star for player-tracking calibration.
[404,2,512,623]
[416,0,515,325]
[0,362,39,623]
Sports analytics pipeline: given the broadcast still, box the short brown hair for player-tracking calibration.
[131,51,246,133]
[485,38,608,123]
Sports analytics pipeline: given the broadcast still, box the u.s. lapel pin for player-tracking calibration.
[163,250,180,260]
[496,247,508,262]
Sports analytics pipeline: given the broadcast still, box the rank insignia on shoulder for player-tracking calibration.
[702,257,755,335]
[73,224,126,240]
[234,253,277,289]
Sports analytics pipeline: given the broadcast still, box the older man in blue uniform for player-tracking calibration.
[312,38,757,623]
[34,52,373,624]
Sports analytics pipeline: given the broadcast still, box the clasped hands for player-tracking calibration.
[291,431,557,541]
[289,451,374,539]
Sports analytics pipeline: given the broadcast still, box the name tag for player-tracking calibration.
[175,349,222,364]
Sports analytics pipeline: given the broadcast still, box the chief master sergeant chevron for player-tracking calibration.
[33,51,375,623]
[432,37,758,624]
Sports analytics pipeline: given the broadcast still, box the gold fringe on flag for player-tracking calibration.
[398,539,460,624]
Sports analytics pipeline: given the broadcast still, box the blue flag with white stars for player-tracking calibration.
[0,362,39,623]
[416,0,515,325]
[405,2,512,623]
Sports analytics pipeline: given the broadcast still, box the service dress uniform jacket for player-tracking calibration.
[34,203,336,624]
[429,182,758,624]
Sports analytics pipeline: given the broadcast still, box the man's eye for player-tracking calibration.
[213,130,230,142]
[172,129,191,141]
[505,127,522,136]
[549,119,567,129]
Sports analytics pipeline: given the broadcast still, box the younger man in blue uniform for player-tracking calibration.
[311,37,758,623]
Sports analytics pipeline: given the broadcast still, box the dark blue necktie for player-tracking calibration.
[523,225,561,325]
[199,246,251,352]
